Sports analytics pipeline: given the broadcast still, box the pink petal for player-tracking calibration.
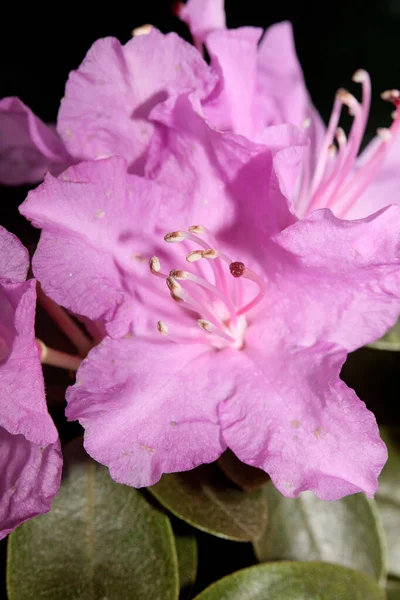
[202,27,263,137]
[0,279,58,445]
[263,206,400,351]
[0,431,62,539]
[19,157,165,330]
[57,30,217,173]
[178,0,226,41]
[218,342,386,500]
[66,337,227,487]
[0,225,29,282]
[346,133,400,218]
[0,97,70,185]
[147,94,303,260]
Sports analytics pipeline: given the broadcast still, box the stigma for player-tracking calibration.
[148,226,266,348]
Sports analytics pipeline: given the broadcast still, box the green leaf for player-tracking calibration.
[376,427,400,578]
[7,441,179,600]
[254,482,386,583]
[193,562,385,600]
[218,450,270,492]
[175,530,198,599]
[149,464,268,541]
[368,319,400,351]
[387,578,400,600]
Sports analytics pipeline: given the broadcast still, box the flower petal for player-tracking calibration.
[66,337,227,487]
[0,225,29,282]
[218,342,386,500]
[19,157,165,329]
[0,430,62,539]
[0,97,70,185]
[147,93,303,262]
[346,133,400,219]
[202,27,263,137]
[0,279,58,445]
[57,30,217,173]
[262,206,400,351]
[178,0,226,41]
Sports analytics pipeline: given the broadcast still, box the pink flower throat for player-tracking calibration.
[298,70,400,218]
[149,225,266,348]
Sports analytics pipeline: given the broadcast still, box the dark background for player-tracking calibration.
[1,0,400,596]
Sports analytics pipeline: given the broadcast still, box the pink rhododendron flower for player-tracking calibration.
[0,226,62,539]
[0,28,217,184]
[20,99,400,499]
[178,0,400,220]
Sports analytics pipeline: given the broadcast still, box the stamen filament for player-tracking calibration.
[36,339,82,371]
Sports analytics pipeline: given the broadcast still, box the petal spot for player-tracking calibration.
[170,421,177,427]
[314,427,323,439]
[95,209,105,219]
[291,420,300,428]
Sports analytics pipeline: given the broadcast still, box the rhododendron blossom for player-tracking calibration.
[178,0,400,220]
[0,226,62,539]
[20,99,400,499]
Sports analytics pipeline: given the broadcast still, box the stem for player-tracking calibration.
[36,339,82,372]
[37,286,93,356]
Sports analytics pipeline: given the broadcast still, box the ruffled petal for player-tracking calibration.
[57,30,217,173]
[0,225,29,282]
[66,337,227,487]
[218,342,386,500]
[178,0,226,42]
[0,97,70,185]
[260,206,400,351]
[0,431,62,539]
[19,157,166,331]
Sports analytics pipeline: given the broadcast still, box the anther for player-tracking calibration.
[352,69,368,83]
[132,24,153,36]
[188,225,205,234]
[302,117,312,130]
[166,276,182,295]
[381,89,400,102]
[335,127,346,144]
[164,231,186,243]
[202,249,219,259]
[157,321,169,335]
[197,319,213,332]
[377,128,392,142]
[169,270,189,280]
[229,262,245,278]
[186,250,204,262]
[149,256,161,273]
[328,144,337,158]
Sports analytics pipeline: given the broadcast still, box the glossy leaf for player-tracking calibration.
[7,441,179,600]
[175,531,198,599]
[369,319,400,351]
[218,450,270,492]
[193,561,386,600]
[376,427,400,578]
[254,482,386,583]
[149,464,268,541]
[387,578,400,600]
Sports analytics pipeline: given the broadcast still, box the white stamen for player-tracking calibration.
[164,231,186,243]
[188,225,205,234]
[391,110,398,120]
[132,24,153,36]
[352,69,368,83]
[335,127,346,144]
[197,319,213,332]
[157,321,169,335]
[169,269,190,280]
[202,249,219,260]
[186,250,204,262]
[149,256,161,273]
[377,127,392,142]
[381,89,400,102]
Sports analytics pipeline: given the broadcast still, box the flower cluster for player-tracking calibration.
[1,0,400,535]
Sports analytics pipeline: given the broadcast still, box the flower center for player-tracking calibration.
[297,70,400,218]
[149,225,266,349]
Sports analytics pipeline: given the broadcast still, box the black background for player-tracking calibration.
[1,0,400,596]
